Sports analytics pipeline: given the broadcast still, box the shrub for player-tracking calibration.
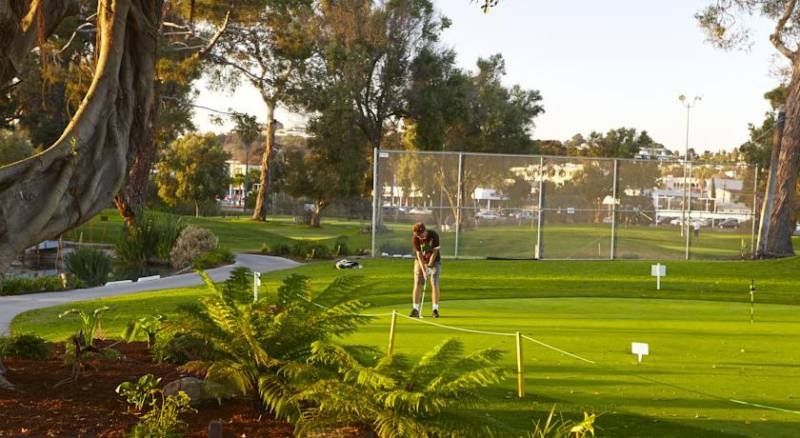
[294,338,508,437]
[530,405,598,438]
[290,239,312,258]
[0,334,50,360]
[290,240,331,260]
[262,242,291,257]
[64,247,112,287]
[0,275,65,296]
[116,374,196,437]
[116,210,184,277]
[170,226,218,269]
[177,269,372,422]
[57,306,117,385]
[308,243,331,260]
[333,238,350,257]
[151,331,213,364]
[191,248,235,270]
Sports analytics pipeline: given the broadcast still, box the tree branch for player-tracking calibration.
[770,0,798,60]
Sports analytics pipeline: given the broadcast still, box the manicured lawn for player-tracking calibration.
[12,258,800,437]
[64,208,799,260]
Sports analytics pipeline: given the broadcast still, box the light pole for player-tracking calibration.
[679,94,701,258]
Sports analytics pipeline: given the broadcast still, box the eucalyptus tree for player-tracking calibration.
[697,0,800,256]
[207,0,314,221]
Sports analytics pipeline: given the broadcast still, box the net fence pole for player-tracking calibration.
[685,161,692,260]
[455,152,464,258]
[536,156,544,259]
[371,147,379,258]
[751,165,759,258]
[610,159,618,260]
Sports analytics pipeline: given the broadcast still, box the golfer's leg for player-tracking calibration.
[412,261,423,305]
[431,264,440,308]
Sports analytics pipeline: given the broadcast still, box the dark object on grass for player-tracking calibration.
[335,259,362,270]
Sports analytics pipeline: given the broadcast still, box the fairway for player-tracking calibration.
[11,258,800,437]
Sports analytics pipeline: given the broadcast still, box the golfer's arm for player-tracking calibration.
[415,251,425,267]
[428,248,439,267]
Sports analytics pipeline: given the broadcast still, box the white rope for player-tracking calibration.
[521,334,596,365]
[728,399,800,416]
[287,291,800,417]
[397,314,517,337]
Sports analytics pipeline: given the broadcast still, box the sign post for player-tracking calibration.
[651,263,666,290]
[253,272,262,302]
[631,342,649,363]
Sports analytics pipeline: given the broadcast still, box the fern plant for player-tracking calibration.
[173,267,372,422]
[529,405,597,438]
[292,338,508,438]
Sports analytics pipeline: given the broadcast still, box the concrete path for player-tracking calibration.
[0,254,300,335]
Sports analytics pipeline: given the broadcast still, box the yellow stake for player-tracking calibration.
[388,310,398,355]
[516,331,525,398]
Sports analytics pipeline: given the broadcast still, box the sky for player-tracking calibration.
[192,0,782,153]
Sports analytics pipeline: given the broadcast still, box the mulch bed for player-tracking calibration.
[0,342,292,437]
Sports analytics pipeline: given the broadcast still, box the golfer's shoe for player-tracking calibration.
[409,308,420,318]
[432,309,440,319]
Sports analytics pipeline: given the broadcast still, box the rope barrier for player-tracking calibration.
[289,290,800,417]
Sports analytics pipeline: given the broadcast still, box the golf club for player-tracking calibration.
[419,270,427,319]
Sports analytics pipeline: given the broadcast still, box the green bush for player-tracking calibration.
[333,238,350,257]
[64,247,112,287]
[0,275,65,296]
[290,240,331,260]
[170,226,218,269]
[0,334,50,360]
[379,241,407,255]
[191,248,235,270]
[290,239,312,258]
[116,374,196,437]
[151,331,214,364]
[262,242,291,257]
[115,210,185,278]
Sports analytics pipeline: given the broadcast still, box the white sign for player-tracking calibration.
[566,207,576,215]
[650,263,666,290]
[631,342,649,363]
[379,152,389,158]
[253,272,262,302]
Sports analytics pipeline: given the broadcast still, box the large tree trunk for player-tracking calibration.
[0,0,160,392]
[252,101,275,221]
[114,79,161,228]
[767,68,800,256]
[0,0,80,87]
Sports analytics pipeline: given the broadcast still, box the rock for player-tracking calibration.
[163,377,235,407]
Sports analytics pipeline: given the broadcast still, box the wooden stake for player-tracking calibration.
[516,331,524,398]
[388,310,398,355]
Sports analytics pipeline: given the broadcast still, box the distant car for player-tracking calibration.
[602,216,614,224]
[655,216,674,226]
[669,217,683,226]
[795,223,800,236]
[717,218,739,229]
[409,207,433,215]
[475,210,501,220]
[510,210,535,220]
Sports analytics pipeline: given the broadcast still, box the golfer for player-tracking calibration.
[410,222,441,318]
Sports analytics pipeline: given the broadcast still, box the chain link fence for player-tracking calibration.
[371,149,759,260]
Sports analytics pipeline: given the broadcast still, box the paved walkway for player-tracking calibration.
[0,254,300,335]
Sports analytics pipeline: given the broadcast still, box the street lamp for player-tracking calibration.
[678,94,701,160]
[678,94,701,258]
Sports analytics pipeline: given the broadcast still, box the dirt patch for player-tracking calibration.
[0,342,292,437]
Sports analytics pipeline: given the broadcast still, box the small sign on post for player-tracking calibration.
[253,272,262,302]
[651,263,666,290]
[631,342,649,363]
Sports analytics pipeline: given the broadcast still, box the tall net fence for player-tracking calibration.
[372,149,758,260]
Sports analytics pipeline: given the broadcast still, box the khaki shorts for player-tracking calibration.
[414,260,441,287]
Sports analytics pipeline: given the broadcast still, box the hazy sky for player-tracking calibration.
[193,0,782,153]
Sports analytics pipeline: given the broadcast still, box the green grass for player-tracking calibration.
[12,258,800,437]
[65,208,799,260]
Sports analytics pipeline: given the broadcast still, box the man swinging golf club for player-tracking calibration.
[410,222,441,318]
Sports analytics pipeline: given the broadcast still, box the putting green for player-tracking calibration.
[346,297,800,437]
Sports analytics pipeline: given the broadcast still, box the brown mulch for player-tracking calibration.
[0,342,292,437]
